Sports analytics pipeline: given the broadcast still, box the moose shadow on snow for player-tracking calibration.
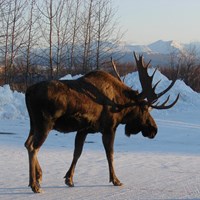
[0,132,16,135]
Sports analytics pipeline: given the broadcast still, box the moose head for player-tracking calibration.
[112,52,179,139]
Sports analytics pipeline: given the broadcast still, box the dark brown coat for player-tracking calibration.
[25,70,157,193]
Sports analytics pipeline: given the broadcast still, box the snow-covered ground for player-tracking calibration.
[0,70,200,200]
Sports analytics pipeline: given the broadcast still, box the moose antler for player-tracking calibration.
[111,57,122,82]
[133,52,179,109]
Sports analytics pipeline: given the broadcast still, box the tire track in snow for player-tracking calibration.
[156,119,200,130]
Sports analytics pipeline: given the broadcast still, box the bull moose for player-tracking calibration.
[24,53,179,193]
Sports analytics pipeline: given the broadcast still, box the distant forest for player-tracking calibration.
[0,0,199,93]
[0,0,122,88]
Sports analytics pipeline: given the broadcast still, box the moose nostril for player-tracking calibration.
[149,127,157,139]
[149,135,155,139]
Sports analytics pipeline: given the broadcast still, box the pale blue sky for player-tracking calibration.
[114,0,200,44]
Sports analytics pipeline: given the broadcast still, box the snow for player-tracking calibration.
[0,85,28,120]
[0,70,200,199]
[120,40,186,55]
[123,44,152,54]
[148,40,184,54]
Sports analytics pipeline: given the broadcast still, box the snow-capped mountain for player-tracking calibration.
[117,40,200,66]
[121,44,152,54]
[121,40,185,55]
[148,40,184,54]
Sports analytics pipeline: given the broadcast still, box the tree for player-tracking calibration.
[69,0,81,70]
[165,43,200,92]
[53,0,75,77]
[25,0,37,86]
[37,0,61,79]
[79,0,94,73]
[179,44,198,85]
[0,0,28,84]
[76,0,122,73]
[0,0,123,86]
[94,0,122,69]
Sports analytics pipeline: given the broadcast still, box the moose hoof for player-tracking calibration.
[65,178,74,187]
[112,179,123,186]
[114,182,123,186]
[30,183,42,193]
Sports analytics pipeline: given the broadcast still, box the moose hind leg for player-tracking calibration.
[29,148,42,193]
[25,128,50,193]
[102,131,123,186]
[25,133,42,186]
[25,131,34,187]
[35,157,42,185]
[25,134,41,193]
[65,131,87,187]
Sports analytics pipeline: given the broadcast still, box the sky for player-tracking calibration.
[114,0,200,45]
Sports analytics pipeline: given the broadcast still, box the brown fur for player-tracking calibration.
[24,70,157,193]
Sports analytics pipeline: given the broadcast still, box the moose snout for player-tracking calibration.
[142,125,157,139]
[149,128,157,139]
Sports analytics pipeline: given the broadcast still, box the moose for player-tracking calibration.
[25,53,179,193]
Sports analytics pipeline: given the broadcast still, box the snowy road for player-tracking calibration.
[0,111,200,200]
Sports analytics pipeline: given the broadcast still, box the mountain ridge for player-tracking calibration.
[117,40,200,66]
[120,40,187,54]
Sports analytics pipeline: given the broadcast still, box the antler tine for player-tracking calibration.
[134,52,151,68]
[153,79,161,91]
[134,52,157,102]
[146,59,151,68]
[151,68,157,79]
[134,52,144,67]
[151,80,162,104]
[151,94,180,109]
[133,51,137,60]
[156,79,176,99]
[111,57,122,82]
[152,95,170,108]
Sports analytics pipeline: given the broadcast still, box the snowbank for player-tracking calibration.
[60,74,82,80]
[0,69,199,120]
[0,85,27,120]
[123,68,200,112]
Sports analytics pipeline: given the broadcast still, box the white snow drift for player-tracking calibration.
[0,69,199,120]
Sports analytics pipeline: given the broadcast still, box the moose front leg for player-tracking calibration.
[64,131,88,187]
[102,130,123,186]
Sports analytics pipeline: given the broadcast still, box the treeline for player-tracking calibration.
[160,45,200,93]
[161,66,200,93]
[0,0,199,93]
[0,0,122,88]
